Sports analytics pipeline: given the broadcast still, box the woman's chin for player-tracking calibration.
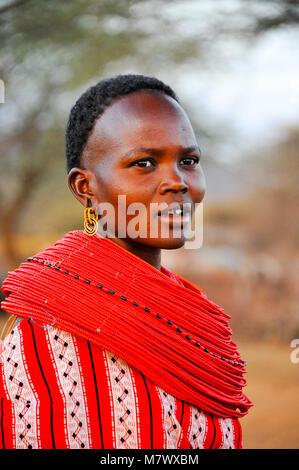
[159,238,186,250]
[137,235,186,250]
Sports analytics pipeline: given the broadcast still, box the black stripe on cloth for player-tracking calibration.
[0,398,5,449]
[140,372,153,449]
[87,340,104,449]
[180,402,184,425]
[209,414,216,449]
[28,319,55,449]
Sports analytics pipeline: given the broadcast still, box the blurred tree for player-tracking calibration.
[246,128,299,252]
[0,0,146,268]
[253,0,299,31]
[0,0,298,269]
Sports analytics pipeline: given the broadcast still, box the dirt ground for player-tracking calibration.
[0,313,298,449]
[239,340,299,449]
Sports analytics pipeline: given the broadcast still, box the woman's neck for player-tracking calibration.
[109,237,162,271]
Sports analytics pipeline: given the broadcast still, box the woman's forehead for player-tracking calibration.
[82,91,196,164]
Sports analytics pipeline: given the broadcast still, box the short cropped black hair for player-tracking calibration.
[65,74,178,173]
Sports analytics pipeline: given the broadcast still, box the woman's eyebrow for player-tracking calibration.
[120,145,201,160]
[181,146,201,157]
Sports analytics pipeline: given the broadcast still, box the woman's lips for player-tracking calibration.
[157,211,192,228]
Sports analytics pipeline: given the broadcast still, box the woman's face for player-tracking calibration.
[69,90,206,250]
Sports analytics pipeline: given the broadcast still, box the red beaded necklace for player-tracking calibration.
[1,230,253,418]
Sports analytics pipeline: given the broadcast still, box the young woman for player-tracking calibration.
[0,74,252,449]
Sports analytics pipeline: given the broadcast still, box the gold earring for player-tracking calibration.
[83,207,99,236]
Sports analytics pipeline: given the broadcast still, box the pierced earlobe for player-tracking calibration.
[83,207,99,236]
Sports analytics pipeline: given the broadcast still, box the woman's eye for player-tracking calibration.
[180,157,199,165]
[132,159,154,168]
[131,156,199,168]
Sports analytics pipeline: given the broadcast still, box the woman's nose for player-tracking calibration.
[158,167,188,194]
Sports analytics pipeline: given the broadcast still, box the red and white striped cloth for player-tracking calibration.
[0,316,242,449]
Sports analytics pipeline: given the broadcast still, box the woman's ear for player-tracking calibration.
[67,167,95,209]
